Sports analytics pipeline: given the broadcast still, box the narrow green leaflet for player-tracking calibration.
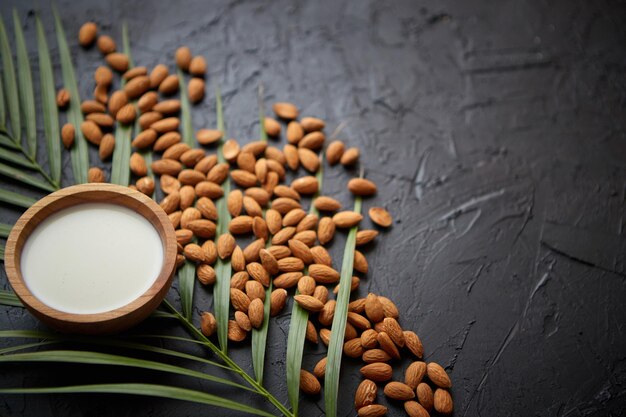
[0,43,5,129]
[0,290,21,307]
[0,133,18,150]
[13,9,37,158]
[0,147,36,170]
[0,244,4,262]
[251,283,272,383]
[0,13,20,142]
[0,350,250,391]
[0,222,12,238]
[0,161,56,192]
[0,341,57,355]
[324,196,362,417]
[36,14,61,184]
[0,384,274,417]
[0,188,37,209]
[110,22,133,186]
[53,6,88,184]
[214,85,232,353]
[178,69,194,146]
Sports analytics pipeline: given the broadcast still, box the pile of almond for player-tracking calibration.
[68,21,454,417]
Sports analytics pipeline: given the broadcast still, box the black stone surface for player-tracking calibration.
[1,0,626,416]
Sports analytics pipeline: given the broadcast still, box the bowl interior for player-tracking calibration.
[4,183,177,334]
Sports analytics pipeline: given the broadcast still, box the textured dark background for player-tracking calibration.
[1,0,626,416]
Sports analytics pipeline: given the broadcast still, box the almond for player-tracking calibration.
[160,191,181,214]
[383,381,415,401]
[245,280,265,301]
[309,264,339,284]
[234,311,252,332]
[245,187,270,206]
[319,328,331,346]
[356,230,379,246]
[349,298,367,313]
[333,211,363,228]
[287,239,313,264]
[206,162,229,184]
[341,146,360,166]
[200,312,216,337]
[151,117,180,134]
[294,294,324,312]
[131,129,157,149]
[175,229,193,245]
[347,312,372,330]
[231,169,257,188]
[152,159,183,176]
[231,246,246,272]
[273,102,299,120]
[61,123,75,148]
[129,152,147,176]
[169,211,182,229]
[188,219,216,239]
[188,77,205,103]
[305,320,318,343]
[317,217,335,245]
[310,245,332,266]
[226,189,243,217]
[135,176,155,196]
[228,320,247,342]
[163,143,191,160]
[153,99,181,115]
[196,197,217,220]
[257,117,280,138]
[353,250,369,274]
[270,288,287,316]
[383,317,405,347]
[357,405,387,417]
[160,175,181,195]
[197,264,216,285]
[263,171,279,194]
[434,389,454,414]
[136,91,158,114]
[416,383,434,411]
[237,151,256,173]
[230,288,251,311]
[149,64,169,89]
[286,121,304,144]
[271,227,296,245]
[139,111,163,129]
[263,210,281,235]
[116,103,137,125]
[97,133,115,160]
[348,178,377,197]
[265,146,286,165]
[291,176,318,195]
[326,140,345,165]
[88,167,105,183]
[427,362,451,388]
[159,74,179,95]
[184,243,206,263]
[124,75,150,99]
[362,349,391,363]
[78,22,97,47]
[405,361,427,390]
[341,338,363,359]
[195,181,223,199]
[297,276,316,296]
[277,257,304,272]
[354,379,377,410]
[404,401,429,417]
[274,185,300,201]
[154,130,182,151]
[377,331,400,359]
[380,296,400,319]
[313,299,333,326]
[293,230,316,246]
[313,285,329,304]
[122,66,148,80]
[81,120,103,145]
[369,207,392,227]
[196,128,223,145]
[93,83,108,104]
[243,238,265,263]
[297,148,320,172]
[189,56,207,76]
[246,262,270,287]
[97,35,116,54]
[299,370,320,395]
[106,52,129,72]
[229,215,254,234]
[360,329,378,349]
[313,196,340,212]
[312,357,327,378]
[296,214,318,232]
[217,233,236,259]
[360,362,393,382]
[255,158,268,182]
[284,144,299,170]
[178,169,206,186]
[175,46,192,70]
[94,66,113,85]
[80,99,105,114]
[282,209,306,227]
[404,331,424,358]
[248,298,265,328]
[273,271,301,289]
[259,249,279,276]
[267,245,291,260]
[195,155,218,174]
[298,131,325,150]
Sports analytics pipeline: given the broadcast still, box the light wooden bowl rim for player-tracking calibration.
[4,183,177,334]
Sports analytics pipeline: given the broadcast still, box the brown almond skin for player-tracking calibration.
[124,75,151,99]
[105,52,129,72]
[404,401,430,417]
[159,74,180,95]
[354,379,377,409]
[369,207,393,227]
[200,312,216,337]
[360,363,393,382]
[81,120,103,145]
[348,178,378,197]
[427,362,452,388]
[176,46,192,71]
[270,288,287,316]
[61,123,75,149]
[357,404,387,417]
[97,35,116,54]
[189,56,207,76]
[326,140,345,165]
[434,389,454,414]
[189,78,205,103]
[248,298,264,328]
[94,66,113,85]
[196,128,223,145]
[99,133,115,160]
[273,102,299,120]
[313,357,327,378]
[149,64,169,89]
[264,117,281,136]
[383,381,415,401]
[416,383,434,411]
[88,167,105,183]
[299,370,321,395]
[405,361,427,390]
[78,22,97,47]
[341,146,360,166]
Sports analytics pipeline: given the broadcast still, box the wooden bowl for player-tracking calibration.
[4,183,177,334]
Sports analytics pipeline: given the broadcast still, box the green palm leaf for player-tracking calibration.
[0,161,55,192]
[12,9,36,159]
[0,13,20,142]
[0,384,274,417]
[0,147,36,170]
[53,5,88,184]
[324,196,362,417]
[0,290,20,306]
[0,222,12,238]
[0,188,37,209]
[251,282,272,383]
[35,13,62,184]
